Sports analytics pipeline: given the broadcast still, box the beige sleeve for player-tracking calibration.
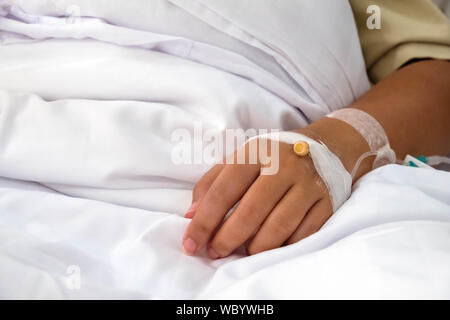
[349,0,450,83]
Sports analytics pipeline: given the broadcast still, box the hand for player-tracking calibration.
[182,117,370,258]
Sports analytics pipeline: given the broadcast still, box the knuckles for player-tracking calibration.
[270,219,293,238]
[192,219,212,239]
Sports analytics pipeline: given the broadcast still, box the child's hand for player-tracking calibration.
[182,118,370,258]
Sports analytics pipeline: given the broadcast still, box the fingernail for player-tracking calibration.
[207,247,219,259]
[184,201,198,218]
[183,238,197,255]
[184,210,194,219]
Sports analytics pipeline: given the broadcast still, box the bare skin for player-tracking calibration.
[182,59,450,259]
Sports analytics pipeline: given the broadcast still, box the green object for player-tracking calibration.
[408,161,418,167]
[407,155,428,167]
[416,156,428,164]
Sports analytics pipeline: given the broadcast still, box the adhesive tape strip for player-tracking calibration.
[327,108,396,169]
[248,132,352,212]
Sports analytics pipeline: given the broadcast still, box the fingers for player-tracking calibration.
[183,138,334,258]
[207,173,293,259]
[285,198,333,245]
[192,164,224,202]
[246,185,318,255]
[183,163,260,255]
[185,164,224,218]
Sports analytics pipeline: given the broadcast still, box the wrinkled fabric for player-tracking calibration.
[0,0,448,299]
[0,167,449,299]
[0,0,370,118]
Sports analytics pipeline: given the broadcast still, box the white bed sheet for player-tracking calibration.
[0,0,449,299]
[0,166,449,299]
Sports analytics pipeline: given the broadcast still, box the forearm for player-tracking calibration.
[297,59,450,181]
[352,59,450,158]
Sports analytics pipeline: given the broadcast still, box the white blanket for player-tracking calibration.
[0,0,449,299]
[0,167,449,299]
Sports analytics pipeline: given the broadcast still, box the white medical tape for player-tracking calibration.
[327,108,396,170]
[248,132,352,212]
